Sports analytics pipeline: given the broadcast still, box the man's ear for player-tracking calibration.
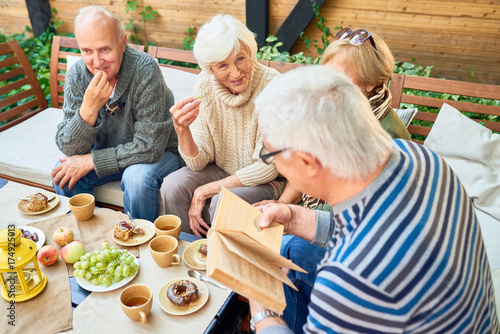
[122,34,127,51]
[294,151,322,177]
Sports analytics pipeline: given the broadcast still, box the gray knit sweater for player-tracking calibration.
[55,46,178,177]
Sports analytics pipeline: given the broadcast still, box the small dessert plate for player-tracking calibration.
[18,226,45,250]
[112,219,155,246]
[18,193,59,215]
[183,239,208,270]
[158,277,209,315]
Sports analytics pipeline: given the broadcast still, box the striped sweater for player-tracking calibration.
[179,60,280,186]
[263,140,498,333]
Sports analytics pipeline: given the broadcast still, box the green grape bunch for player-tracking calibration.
[73,242,138,287]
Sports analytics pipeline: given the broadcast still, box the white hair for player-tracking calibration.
[193,14,258,74]
[255,65,393,181]
[74,6,125,39]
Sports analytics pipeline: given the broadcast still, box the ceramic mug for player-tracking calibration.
[149,235,182,267]
[119,284,153,323]
[68,193,95,221]
[154,215,182,239]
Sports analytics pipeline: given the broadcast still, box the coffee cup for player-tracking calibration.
[154,215,182,239]
[149,235,182,267]
[119,284,153,323]
[69,193,95,221]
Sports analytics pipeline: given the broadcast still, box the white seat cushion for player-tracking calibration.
[158,65,198,102]
[475,209,500,272]
[424,103,500,221]
[0,108,65,187]
[66,54,81,72]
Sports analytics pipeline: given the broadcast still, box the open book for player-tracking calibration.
[207,188,307,313]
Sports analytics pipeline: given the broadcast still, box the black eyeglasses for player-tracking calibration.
[259,145,287,165]
[334,28,377,50]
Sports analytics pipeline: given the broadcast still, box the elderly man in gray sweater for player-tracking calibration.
[52,6,180,222]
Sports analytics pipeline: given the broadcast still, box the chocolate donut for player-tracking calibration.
[167,280,198,306]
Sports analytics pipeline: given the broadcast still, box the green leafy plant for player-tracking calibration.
[394,59,433,78]
[257,35,320,64]
[122,0,158,44]
[182,27,196,51]
[300,0,342,55]
[124,0,138,13]
[140,6,158,22]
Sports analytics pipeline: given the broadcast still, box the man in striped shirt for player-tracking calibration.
[251,66,498,333]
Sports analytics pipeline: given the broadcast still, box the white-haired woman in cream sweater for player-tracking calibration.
[160,14,285,236]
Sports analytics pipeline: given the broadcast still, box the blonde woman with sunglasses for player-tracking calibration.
[322,28,410,140]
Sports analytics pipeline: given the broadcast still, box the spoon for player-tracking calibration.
[126,211,137,229]
[188,269,226,290]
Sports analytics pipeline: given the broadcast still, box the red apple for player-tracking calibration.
[60,240,85,264]
[53,227,74,247]
[37,245,59,266]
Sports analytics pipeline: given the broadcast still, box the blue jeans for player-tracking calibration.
[281,236,326,334]
[52,151,180,222]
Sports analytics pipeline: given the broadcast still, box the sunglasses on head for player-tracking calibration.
[334,28,377,50]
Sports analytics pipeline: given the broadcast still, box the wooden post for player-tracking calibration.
[25,0,52,37]
[246,0,269,48]
[275,0,326,52]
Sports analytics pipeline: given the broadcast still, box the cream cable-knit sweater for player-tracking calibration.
[179,60,280,187]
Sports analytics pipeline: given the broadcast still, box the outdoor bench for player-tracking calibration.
[389,73,500,143]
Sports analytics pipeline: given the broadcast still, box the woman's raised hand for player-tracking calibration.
[170,96,201,132]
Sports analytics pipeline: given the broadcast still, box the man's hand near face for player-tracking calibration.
[79,70,113,126]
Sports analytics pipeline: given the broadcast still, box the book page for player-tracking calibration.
[211,188,283,253]
[217,233,298,290]
[219,231,307,277]
[208,230,286,313]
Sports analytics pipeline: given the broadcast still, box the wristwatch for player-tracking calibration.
[250,309,283,331]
